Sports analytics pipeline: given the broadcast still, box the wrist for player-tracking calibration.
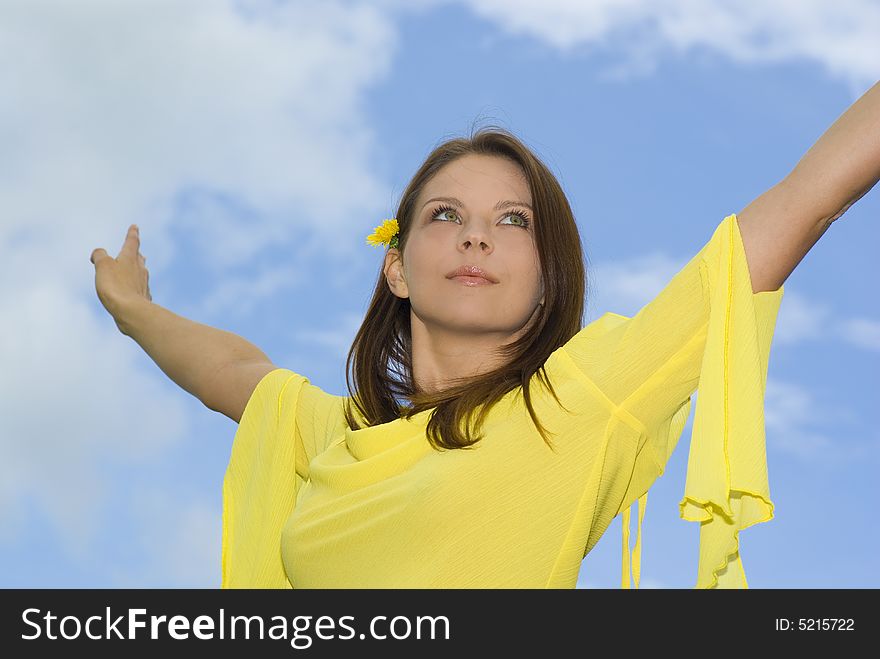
[112,295,153,336]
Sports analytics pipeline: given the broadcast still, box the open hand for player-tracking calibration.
[90,224,152,326]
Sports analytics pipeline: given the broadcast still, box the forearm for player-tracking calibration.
[783,79,880,223]
[116,298,271,405]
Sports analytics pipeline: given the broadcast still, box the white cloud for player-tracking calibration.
[0,281,189,558]
[763,380,835,459]
[459,0,880,93]
[587,252,686,319]
[0,0,398,311]
[836,316,880,352]
[186,261,305,321]
[763,378,875,463]
[768,289,879,353]
[772,289,831,345]
[292,311,366,361]
[108,487,221,588]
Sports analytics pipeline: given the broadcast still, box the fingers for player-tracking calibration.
[92,224,145,265]
[90,247,108,265]
[120,224,140,258]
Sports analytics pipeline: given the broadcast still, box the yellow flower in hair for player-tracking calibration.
[366,218,399,249]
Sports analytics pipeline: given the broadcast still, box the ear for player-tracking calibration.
[383,248,409,299]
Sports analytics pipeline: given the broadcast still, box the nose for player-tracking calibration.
[459,224,492,253]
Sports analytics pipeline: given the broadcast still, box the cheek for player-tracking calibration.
[401,242,435,290]
[516,247,543,289]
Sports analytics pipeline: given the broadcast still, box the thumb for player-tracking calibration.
[90,247,108,265]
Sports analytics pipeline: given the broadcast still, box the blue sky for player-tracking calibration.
[2,0,878,588]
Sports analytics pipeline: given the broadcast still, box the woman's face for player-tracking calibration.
[384,154,544,339]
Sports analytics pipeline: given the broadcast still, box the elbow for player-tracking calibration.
[780,168,872,229]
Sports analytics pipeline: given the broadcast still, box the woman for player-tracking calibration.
[90,81,880,589]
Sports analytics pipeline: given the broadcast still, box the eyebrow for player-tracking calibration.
[420,196,534,212]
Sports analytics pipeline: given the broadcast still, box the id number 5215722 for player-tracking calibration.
[774,618,854,631]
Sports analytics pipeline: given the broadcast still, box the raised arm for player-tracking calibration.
[735,79,880,294]
[90,224,273,419]
[116,298,275,423]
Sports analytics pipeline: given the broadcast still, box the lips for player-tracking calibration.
[445,264,499,284]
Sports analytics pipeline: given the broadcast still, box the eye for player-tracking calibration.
[429,204,532,229]
[430,204,460,223]
[500,209,532,229]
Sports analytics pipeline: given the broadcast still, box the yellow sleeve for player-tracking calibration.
[294,376,347,479]
[563,214,784,588]
[220,367,342,588]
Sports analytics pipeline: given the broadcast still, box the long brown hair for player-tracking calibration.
[343,124,589,452]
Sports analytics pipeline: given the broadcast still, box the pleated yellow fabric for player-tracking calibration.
[220,213,783,589]
[220,370,306,589]
[611,213,784,589]
[679,213,784,588]
[621,491,647,589]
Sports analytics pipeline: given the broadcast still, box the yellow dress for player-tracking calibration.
[220,213,784,589]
